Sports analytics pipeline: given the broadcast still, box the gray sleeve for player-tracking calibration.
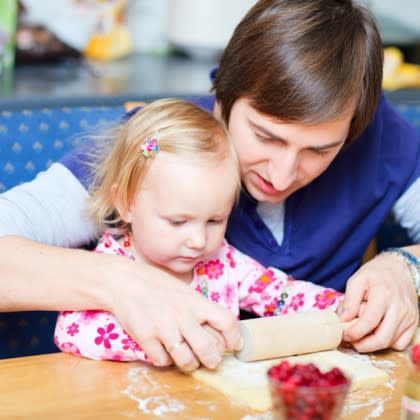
[0,163,100,247]
[392,177,420,244]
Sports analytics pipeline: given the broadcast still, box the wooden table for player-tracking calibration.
[0,350,411,419]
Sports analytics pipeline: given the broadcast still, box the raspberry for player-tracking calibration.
[267,362,350,420]
[411,344,420,365]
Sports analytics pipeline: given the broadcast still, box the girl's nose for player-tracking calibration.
[186,226,206,249]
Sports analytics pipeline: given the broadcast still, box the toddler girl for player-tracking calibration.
[55,99,341,365]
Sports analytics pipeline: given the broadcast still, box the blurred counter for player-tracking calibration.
[0,53,218,109]
[0,52,420,110]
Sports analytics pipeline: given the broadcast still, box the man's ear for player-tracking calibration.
[111,183,132,223]
[213,100,222,120]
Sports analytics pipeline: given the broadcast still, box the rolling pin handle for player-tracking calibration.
[236,336,244,352]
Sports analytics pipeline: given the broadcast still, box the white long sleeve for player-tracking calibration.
[393,177,420,244]
[0,163,99,247]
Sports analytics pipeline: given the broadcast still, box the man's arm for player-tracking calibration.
[393,177,420,243]
[0,235,241,369]
[0,163,98,246]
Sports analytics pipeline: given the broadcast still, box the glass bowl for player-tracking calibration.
[267,362,350,420]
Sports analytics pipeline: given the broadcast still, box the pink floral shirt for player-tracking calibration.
[55,232,342,361]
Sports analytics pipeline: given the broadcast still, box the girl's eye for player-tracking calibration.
[169,220,185,226]
[208,219,224,225]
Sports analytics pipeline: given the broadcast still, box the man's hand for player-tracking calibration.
[105,254,242,371]
[337,252,419,352]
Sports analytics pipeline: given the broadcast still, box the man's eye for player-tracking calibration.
[256,133,270,142]
[313,149,330,156]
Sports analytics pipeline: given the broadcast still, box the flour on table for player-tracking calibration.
[241,413,272,420]
[122,367,184,416]
[340,350,400,419]
[343,393,387,419]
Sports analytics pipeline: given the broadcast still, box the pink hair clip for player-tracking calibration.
[141,137,159,158]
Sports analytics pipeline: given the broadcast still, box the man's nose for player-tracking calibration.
[269,150,298,191]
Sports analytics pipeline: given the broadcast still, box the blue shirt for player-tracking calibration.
[61,94,420,292]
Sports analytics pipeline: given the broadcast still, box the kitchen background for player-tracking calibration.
[0,0,419,104]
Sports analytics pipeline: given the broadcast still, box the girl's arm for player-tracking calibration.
[239,267,342,317]
[55,310,148,362]
[226,243,342,316]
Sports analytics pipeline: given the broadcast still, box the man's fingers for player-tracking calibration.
[167,340,200,372]
[134,314,202,371]
[135,335,172,367]
[392,324,418,351]
[180,320,223,369]
[115,267,241,370]
[200,305,241,352]
[202,323,228,355]
[338,273,365,321]
[349,309,396,353]
[346,303,416,353]
[342,290,387,344]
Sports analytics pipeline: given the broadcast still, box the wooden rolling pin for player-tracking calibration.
[235,310,353,362]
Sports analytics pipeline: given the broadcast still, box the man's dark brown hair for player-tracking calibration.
[213,0,383,143]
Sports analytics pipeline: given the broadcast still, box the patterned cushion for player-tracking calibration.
[0,312,59,358]
[0,105,125,192]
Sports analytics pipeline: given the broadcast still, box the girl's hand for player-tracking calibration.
[337,251,419,352]
[104,254,241,371]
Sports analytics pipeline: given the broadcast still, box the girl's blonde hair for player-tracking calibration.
[88,98,239,233]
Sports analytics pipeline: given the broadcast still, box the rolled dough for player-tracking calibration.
[411,326,420,344]
[192,350,389,411]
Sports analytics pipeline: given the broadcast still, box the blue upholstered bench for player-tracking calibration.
[0,103,126,358]
[0,96,419,358]
[0,105,126,192]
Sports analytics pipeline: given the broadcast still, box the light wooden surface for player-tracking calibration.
[0,349,411,419]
